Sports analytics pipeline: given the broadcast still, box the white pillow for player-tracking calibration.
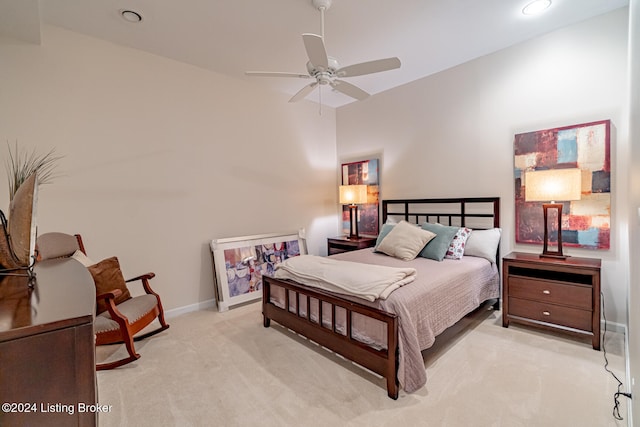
[376,220,436,261]
[71,249,95,267]
[464,228,502,263]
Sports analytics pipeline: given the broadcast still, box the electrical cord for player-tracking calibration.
[601,291,632,420]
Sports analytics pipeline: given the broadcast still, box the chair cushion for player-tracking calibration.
[36,232,81,261]
[94,315,119,334]
[88,256,132,314]
[95,294,159,334]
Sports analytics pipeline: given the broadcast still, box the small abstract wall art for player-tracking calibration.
[341,158,380,236]
[514,120,611,250]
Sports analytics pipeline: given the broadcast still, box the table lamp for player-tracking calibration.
[524,168,582,259]
[339,185,368,239]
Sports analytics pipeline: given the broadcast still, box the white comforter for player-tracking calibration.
[274,255,416,301]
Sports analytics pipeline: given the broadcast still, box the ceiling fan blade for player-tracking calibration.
[245,71,311,79]
[330,80,370,101]
[336,57,401,77]
[302,33,328,70]
[289,82,319,103]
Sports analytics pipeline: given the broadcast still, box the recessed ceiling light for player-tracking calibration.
[120,9,143,23]
[522,0,552,16]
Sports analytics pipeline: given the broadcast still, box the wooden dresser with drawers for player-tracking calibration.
[502,251,601,350]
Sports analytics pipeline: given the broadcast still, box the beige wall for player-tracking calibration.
[336,9,630,326]
[0,25,339,313]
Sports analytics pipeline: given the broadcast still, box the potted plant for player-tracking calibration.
[5,142,61,200]
[1,143,62,272]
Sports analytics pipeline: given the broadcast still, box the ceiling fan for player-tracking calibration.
[245,0,401,104]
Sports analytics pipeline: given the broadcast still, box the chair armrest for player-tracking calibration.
[96,288,123,301]
[126,272,155,282]
[96,288,130,325]
[125,272,160,296]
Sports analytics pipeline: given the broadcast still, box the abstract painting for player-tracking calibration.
[514,120,611,250]
[341,158,380,236]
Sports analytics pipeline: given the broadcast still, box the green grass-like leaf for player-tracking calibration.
[5,142,63,201]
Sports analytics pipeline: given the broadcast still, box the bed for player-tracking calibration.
[262,197,501,399]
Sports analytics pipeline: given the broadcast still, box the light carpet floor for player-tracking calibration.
[96,302,628,427]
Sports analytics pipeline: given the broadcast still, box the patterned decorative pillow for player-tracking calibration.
[445,227,472,260]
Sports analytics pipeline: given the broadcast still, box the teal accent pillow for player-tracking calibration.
[419,223,460,261]
[375,223,396,251]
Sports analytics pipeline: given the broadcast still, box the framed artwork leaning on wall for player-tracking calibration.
[211,231,306,312]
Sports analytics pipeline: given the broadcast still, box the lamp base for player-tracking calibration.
[348,204,359,240]
[541,203,567,260]
[539,252,569,260]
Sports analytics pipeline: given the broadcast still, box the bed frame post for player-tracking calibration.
[387,316,399,399]
[262,279,271,328]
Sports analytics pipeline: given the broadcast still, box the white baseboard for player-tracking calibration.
[604,319,627,334]
[164,299,216,319]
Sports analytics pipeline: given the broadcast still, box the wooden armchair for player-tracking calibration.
[36,232,169,370]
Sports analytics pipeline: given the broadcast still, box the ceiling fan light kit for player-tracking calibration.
[245,0,401,105]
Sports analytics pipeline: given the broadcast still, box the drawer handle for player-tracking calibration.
[542,311,551,316]
[542,290,551,295]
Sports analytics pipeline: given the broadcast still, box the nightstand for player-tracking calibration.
[327,236,377,255]
[502,252,601,350]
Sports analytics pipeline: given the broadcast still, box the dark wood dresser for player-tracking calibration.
[0,258,97,426]
[502,251,601,350]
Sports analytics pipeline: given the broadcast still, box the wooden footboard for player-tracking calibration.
[262,275,399,399]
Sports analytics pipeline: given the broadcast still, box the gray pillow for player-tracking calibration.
[419,223,460,261]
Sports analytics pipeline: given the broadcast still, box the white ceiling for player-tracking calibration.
[0,0,629,108]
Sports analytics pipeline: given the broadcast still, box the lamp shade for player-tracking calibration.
[525,169,582,202]
[339,185,368,205]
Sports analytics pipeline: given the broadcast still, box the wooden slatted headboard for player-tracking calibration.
[382,197,500,229]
